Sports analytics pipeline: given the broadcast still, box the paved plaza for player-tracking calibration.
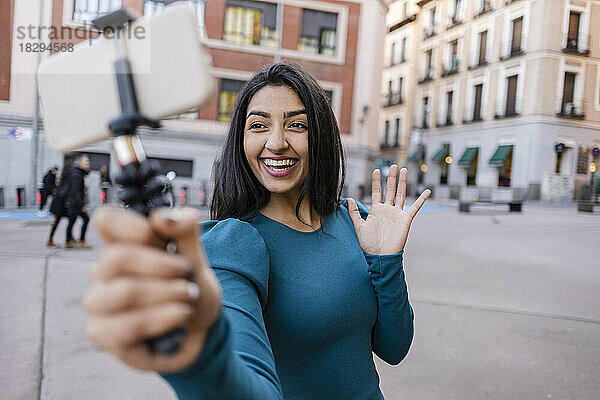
[0,202,599,400]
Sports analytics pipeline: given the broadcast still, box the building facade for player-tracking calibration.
[387,0,600,201]
[0,0,387,208]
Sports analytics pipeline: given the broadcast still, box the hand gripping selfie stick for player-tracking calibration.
[92,10,185,355]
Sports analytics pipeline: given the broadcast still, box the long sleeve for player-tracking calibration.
[161,219,283,400]
[349,199,414,366]
[364,252,414,365]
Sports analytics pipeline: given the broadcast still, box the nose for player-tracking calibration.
[265,126,289,153]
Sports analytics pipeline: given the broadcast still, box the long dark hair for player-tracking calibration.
[210,63,345,222]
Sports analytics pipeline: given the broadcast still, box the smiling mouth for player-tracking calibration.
[260,158,299,177]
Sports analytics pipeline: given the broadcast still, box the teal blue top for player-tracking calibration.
[161,200,414,399]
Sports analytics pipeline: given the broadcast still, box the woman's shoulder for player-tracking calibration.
[201,217,266,251]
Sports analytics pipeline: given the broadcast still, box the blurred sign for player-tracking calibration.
[7,127,32,141]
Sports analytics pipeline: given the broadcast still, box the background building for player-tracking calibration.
[0,0,388,208]
[385,0,600,201]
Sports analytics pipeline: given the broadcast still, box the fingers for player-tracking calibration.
[384,165,398,205]
[347,198,365,230]
[94,207,164,248]
[83,278,200,314]
[86,302,193,349]
[395,168,408,210]
[149,208,204,263]
[407,189,432,219]
[371,169,382,203]
[91,244,193,282]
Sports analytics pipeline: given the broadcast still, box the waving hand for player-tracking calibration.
[348,166,431,255]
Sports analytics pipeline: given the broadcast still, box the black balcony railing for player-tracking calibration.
[468,59,488,70]
[557,101,585,119]
[383,92,404,107]
[418,68,434,84]
[563,34,591,56]
[500,44,524,60]
[474,1,492,18]
[441,58,459,77]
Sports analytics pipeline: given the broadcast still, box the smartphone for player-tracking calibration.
[38,4,214,152]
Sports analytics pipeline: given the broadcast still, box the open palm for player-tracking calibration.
[348,166,431,255]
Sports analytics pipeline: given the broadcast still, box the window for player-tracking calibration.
[561,72,576,116]
[577,146,589,175]
[510,16,523,55]
[451,0,462,23]
[473,84,483,121]
[218,78,246,122]
[423,49,433,79]
[478,30,487,65]
[403,2,408,20]
[422,96,429,128]
[431,7,436,31]
[324,89,333,106]
[145,1,205,34]
[566,11,581,51]
[398,77,403,101]
[387,80,393,105]
[73,0,121,24]
[440,143,450,185]
[464,148,479,186]
[498,146,513,187]
[505,75,518,116]
[394,118,400,147]
[223,0,277,47]
[298,9,338,56]
[383,120,390,148]
[448,39,459,72]
[147,157,194,178]
[66,152,109,171]
[446,90,453,125]
[390,42,397,65]
[401,38,407,62]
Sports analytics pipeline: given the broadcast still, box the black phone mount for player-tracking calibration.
[93,9,186,355]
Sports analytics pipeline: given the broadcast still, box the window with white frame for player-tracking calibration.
[401,37,407,62]
[73,0,121,24]
[298,8,338,56]
[223,0,277,47]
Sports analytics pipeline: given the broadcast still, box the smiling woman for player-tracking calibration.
[84,63,431,400]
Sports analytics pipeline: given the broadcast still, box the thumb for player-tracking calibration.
[347,198,364,231]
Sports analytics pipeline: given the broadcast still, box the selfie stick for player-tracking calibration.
[92,10,186,355]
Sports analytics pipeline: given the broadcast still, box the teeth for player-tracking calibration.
[263,159,297,167]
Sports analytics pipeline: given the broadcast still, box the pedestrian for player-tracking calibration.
[83,63,431,398]
[39,166,58,212]
[46,164,70,247]
[64,155,91,249]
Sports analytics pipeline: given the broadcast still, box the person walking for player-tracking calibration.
[65,155,92,249]
[39,167,58,212]
[46,165,70,247]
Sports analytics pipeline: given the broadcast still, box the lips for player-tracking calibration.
[260,157,299,177]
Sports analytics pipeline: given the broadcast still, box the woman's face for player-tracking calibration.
[244,85,309,196]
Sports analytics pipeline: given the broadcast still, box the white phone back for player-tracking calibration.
[38,4,214,152]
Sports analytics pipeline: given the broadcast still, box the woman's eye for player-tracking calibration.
[249,122,267,130]
[289,122,308,130]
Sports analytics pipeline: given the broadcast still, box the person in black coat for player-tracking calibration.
[40,167,58,210]
[65,156,92,249]
[47,165,70,247]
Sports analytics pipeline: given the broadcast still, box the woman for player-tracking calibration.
[47,164,70,247]
[84,63,431,399]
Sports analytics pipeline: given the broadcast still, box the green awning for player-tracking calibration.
[431,145,449,163]
[408,150,421,163]
[458,147,478,166]
[489,145,513,166]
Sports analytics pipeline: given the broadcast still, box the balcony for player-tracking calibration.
[468,59,488,70]
[500,45,524,60]
[557,102,585,119]
[424,27,437,39]
[447,15,462,29]
[562,34,591,56]
[441,58,460,77]
[418,68,434,84]
[388,14,417,33]
[474,1,492,18]
[382,92,404,108]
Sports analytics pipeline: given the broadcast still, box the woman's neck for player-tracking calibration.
[260,191,322,231]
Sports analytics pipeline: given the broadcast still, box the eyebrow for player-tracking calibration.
[246,109,307,119]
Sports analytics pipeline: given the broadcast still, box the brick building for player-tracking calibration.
[0,0,387,208]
